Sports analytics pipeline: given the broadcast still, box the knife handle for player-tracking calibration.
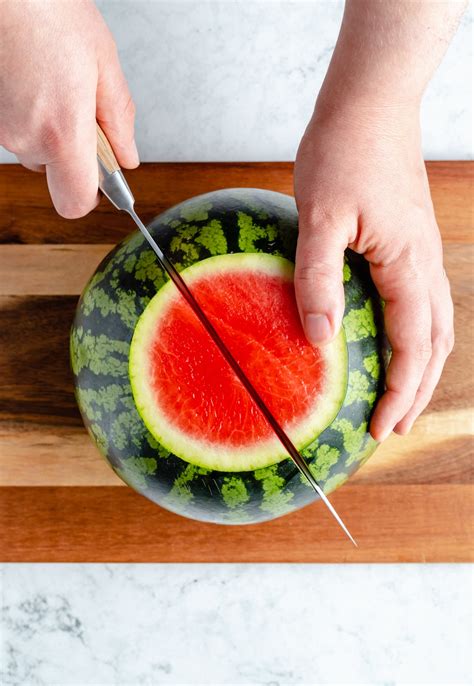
[96,123,120,174]
[96,124,135,213]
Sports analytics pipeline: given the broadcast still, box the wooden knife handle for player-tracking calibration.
[96,124,120,174]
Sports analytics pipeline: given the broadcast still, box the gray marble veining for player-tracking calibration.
[1,563,472,685]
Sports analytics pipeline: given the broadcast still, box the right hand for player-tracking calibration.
[294,101,454,442]
[0,0,139,218]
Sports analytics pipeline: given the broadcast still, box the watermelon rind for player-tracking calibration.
[70,188,385,525]
[129,253,348,472]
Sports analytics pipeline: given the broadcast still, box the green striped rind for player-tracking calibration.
[71,189,385,525]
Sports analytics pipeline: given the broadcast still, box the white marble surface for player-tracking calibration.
[0,0,472,163]
[1,563,472,685]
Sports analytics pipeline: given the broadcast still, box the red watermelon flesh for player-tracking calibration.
[129,254,347,471]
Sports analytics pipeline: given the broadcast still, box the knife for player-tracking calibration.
[96,125,357,546]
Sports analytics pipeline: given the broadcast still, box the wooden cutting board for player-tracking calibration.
[0,162,472,562]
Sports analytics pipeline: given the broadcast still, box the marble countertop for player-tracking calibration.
[2,563,472,685]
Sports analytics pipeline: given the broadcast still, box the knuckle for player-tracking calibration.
[416,343,433,362]
[296,261,334,285]
[40,107,91,159]
[408,339,432,362]
[383,386,416,418]
[106,36,119,60]
[413,383,433,407]
[298,203,341,231]
[295,266,318,286]
[100,94,136,140]
[434,329,455,355]
[122,94,136,121]
[39,124,63,154]
[394,239,438,275]
[40,120,73,158]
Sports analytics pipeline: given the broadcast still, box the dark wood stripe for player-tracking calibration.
[0,162,294,244]
[1,162,472,245]
[0,246,470,424]
[0,296,81,425]
[1,485,472,562]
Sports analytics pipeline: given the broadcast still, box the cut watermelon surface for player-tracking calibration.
[130,253,347,471]
[71,188,384,525]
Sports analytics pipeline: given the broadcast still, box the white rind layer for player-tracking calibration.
[129,253,348,472]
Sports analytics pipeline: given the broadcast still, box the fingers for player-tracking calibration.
[294,210,349,346]
[96,45,139,169]
[40,43,136,217]
[19,44,137,217]
[369,263,432,441]
[394,274,454,434]
[45,116,100,219]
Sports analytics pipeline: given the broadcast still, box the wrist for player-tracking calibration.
[317,51,423,118]
[312,83,421,142]
[318,56,425,114]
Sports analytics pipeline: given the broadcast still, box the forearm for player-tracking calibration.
[319,0,467,110]
[294,1,463,439]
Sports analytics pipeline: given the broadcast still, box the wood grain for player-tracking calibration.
[1,240,472,297]
[0,245,470,425]
[0,163,294,244]
[1,162,472,244]
[0,411,474,488]
[0,245,112,296]
[0,296,80,425]
[1,485,472,562]
[0,409,471,487]
[0,161,472,562]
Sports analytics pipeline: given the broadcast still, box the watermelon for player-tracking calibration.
[71,189,385,525]
[130,253,348,472]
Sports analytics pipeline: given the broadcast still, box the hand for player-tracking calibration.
[294,101,454,441]
[0,0,138,218]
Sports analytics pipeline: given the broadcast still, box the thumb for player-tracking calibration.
[294,214,348,346]
[96,46,139,169]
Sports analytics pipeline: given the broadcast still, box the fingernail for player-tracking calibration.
[397,420,414,436]
[305,314,331,345]
[378,426,393,442]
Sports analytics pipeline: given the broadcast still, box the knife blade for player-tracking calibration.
[96,125,357,546]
